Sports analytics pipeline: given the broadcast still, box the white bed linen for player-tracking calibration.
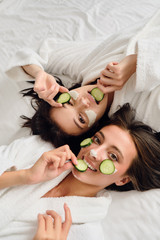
[0,1,160,239]
[6,11,160,131]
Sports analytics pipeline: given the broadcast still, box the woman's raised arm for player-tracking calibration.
[97,54,137,93]
[0,145,77,189]
[22,64,68,107]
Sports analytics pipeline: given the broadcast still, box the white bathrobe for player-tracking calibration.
[5,9,160,132]
[0,135,111,240]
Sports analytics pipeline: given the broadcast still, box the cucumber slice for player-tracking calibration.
[57,92,71,104]
[80,138,92,147]
[74,159,88,172]
[91,87,104,102]
[99,159,115,175]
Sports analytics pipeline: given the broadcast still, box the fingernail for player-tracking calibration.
[74,158,78,165]
[64,203,68,208]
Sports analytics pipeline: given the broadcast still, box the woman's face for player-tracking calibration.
[72,125,137,189]
[50,84,108,135]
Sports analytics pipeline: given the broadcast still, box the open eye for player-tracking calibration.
[92,135,101,145]
[109,153,118,161]
[79,114,85,124]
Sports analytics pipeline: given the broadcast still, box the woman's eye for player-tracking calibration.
[68,100,73,106]
[92,135,101,145]
[109,153,118,161]
[79,114,85,124]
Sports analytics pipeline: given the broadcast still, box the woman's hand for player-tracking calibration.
[34,70,68,107]
[33,203,72,240]
[97,54,137,93]
[26,145,78,185]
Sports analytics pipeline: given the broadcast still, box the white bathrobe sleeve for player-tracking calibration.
[126,9,160,92]
[5,39,99,87]
[135,38,160,92]
[0,141,20,175]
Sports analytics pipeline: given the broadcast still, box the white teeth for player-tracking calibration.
[84,159,96,171]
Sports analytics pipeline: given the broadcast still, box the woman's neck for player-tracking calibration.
[42,172,101,198]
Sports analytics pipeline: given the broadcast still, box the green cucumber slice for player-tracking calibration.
[80,138,92,147]
[57,92,71,104]
[99,159,115,175]
[74,159,88,172]
[91,87,104,102]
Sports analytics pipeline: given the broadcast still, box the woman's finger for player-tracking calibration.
[61,145,78,165]
[70,151,78,165]
[44,214,54,232]
[37,214,46,230]
[59,86,69,93]
[98,77,117,87]
[101,69,115,79]
[58,152,67,168]
[106,62,118,72]
[62,203,72,235]
[46,210,62,231]
[97,82,119,94]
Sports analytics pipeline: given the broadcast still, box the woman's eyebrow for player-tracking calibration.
[99,131,105,139]
[110,145,124,160]
[99,130,124,159]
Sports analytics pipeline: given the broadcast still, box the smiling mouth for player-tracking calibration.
[83,158,97,172]
[88,91,100,105]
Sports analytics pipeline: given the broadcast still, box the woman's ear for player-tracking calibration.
[115,176,131,186]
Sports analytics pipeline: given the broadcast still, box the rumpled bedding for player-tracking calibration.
[0,1,160,239]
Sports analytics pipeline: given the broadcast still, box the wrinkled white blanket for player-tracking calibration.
[0,135,111,240]
[6,9,160,131]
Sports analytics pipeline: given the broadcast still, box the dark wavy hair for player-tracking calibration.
[20,78,106,155]
[105,103,160,192]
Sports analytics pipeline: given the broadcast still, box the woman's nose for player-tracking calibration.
[79,97,90,108]
[90,148,107,162]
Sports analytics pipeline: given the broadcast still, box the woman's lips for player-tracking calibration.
[87,92,97,105]
[83,155,97,171]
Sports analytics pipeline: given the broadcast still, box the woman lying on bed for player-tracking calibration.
[0,104,160,240]
[6,10,160,134]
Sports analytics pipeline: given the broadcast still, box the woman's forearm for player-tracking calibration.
[22,64,43,78]
[0,170,28,189]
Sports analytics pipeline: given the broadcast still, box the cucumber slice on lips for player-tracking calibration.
[80,138,92,147]
[57,92,71,104]
[74,159,88,172]
[99,159,115,175]
[91,87,104,102]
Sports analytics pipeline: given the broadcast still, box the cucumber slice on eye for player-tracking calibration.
[91,87,104,102]
[57,92,71,104]
[99,159,115,175]
[80,138,92,147]
[74,159,88,172]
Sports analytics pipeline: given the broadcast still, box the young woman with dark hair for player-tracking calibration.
[0,104,160,240]
[20,77,110,153]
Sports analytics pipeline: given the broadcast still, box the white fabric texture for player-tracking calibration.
[1,1,160,240]
[0,136,111,240]
[6,10,160,131]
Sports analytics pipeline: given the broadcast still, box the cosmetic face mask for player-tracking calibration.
[90,149,97,158]
[69,90,79,100]
[85,110,97,127]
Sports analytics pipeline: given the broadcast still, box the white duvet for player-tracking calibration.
[6,9,160,132]
[1,1,160,240]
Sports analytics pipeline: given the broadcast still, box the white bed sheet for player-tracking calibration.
[0,0,160,239]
